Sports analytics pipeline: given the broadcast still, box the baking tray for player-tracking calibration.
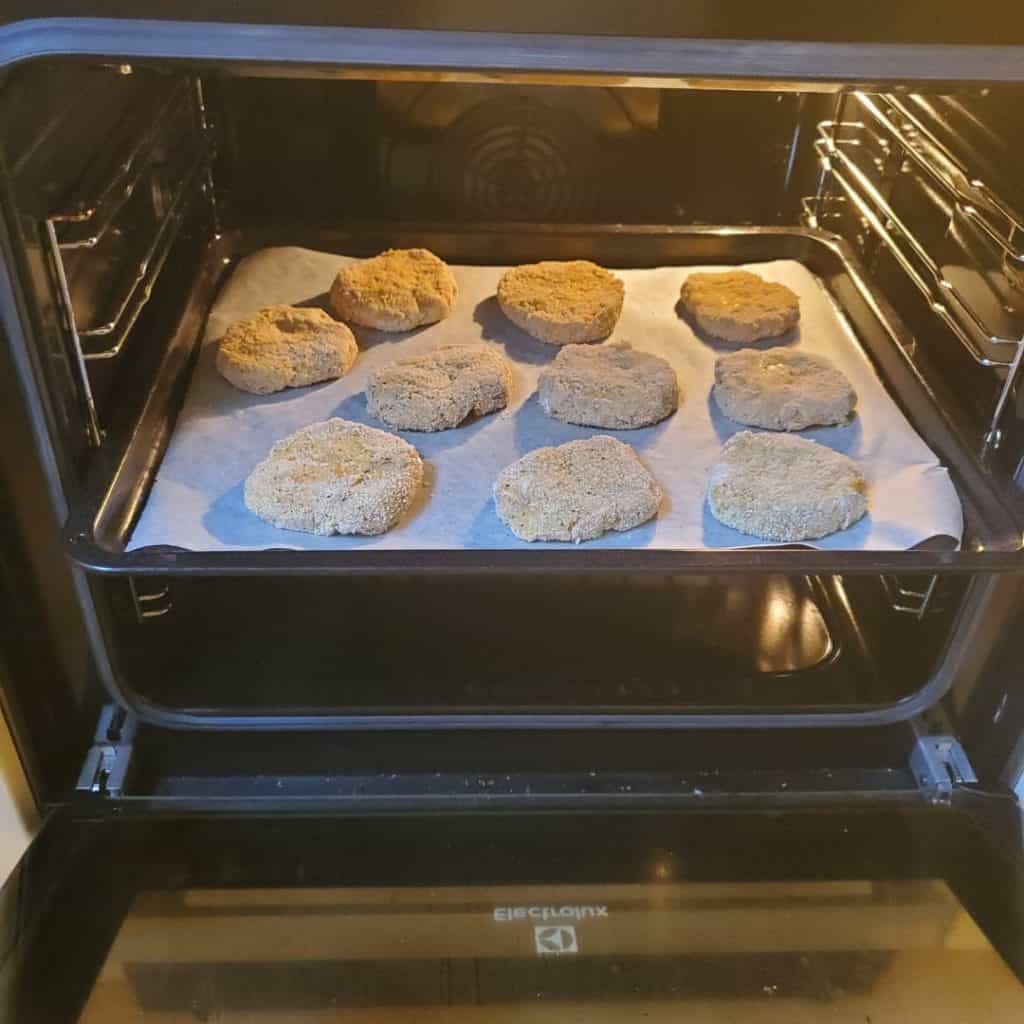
[125,247,962,555]
[65,224,1024,574]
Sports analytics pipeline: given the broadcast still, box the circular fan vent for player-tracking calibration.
[437,96,600,221]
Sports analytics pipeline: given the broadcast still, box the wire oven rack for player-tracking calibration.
[42,73,215,446]
[804,91,1024,450]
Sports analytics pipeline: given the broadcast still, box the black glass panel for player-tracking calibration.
[2,805,1022,1021]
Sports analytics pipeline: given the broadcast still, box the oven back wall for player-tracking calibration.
[209,78,816,229]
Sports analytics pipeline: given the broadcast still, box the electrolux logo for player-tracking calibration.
[535,925,578,954]
[493,904,609,923]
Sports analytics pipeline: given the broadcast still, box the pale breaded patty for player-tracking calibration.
[245,418,423,536]
[367,345,512,431]
[713,348,856,430]
[707,431,868,542]
[538,341,679,429]
[494,436,662,543]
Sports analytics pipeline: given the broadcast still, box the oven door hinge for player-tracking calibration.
[910,735,978,796]
[75,706,137,797]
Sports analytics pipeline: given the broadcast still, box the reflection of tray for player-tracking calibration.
[66,225,1021,575]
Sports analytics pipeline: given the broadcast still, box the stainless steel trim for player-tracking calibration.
[74,706,136,795]
[2,19,1024,85]
[910,734,978,794]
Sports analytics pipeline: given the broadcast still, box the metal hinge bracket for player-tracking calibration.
[911,735,978,795]
[75,706,137,797]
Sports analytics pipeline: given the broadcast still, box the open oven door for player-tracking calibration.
[3,795,1023,1022]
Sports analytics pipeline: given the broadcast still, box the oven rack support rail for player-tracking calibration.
[880,574,948,620]
[123,574,946,629]
[41,73,216,447]
[72,702,985,807]
[803,92,1024,450]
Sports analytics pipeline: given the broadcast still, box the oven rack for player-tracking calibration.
[47,76,192,249]
[43,74,215,446]
[804,92,1024,449]
[877,94,1024,267]
[880,574,948,620]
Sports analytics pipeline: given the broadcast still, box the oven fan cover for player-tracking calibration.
[379,85,652,221]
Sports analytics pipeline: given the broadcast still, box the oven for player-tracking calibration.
[0,4,1023,1020]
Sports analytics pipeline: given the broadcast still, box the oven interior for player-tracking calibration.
[3,62,1023,729]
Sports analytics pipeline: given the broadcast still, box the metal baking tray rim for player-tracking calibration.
[64,223,1024,575]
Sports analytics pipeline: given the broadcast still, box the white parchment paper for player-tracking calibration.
[127,247,963,552]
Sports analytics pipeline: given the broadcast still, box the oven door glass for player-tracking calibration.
[3,806,1023,1021]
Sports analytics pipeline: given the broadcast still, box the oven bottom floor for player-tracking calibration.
[103,572,955,724]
